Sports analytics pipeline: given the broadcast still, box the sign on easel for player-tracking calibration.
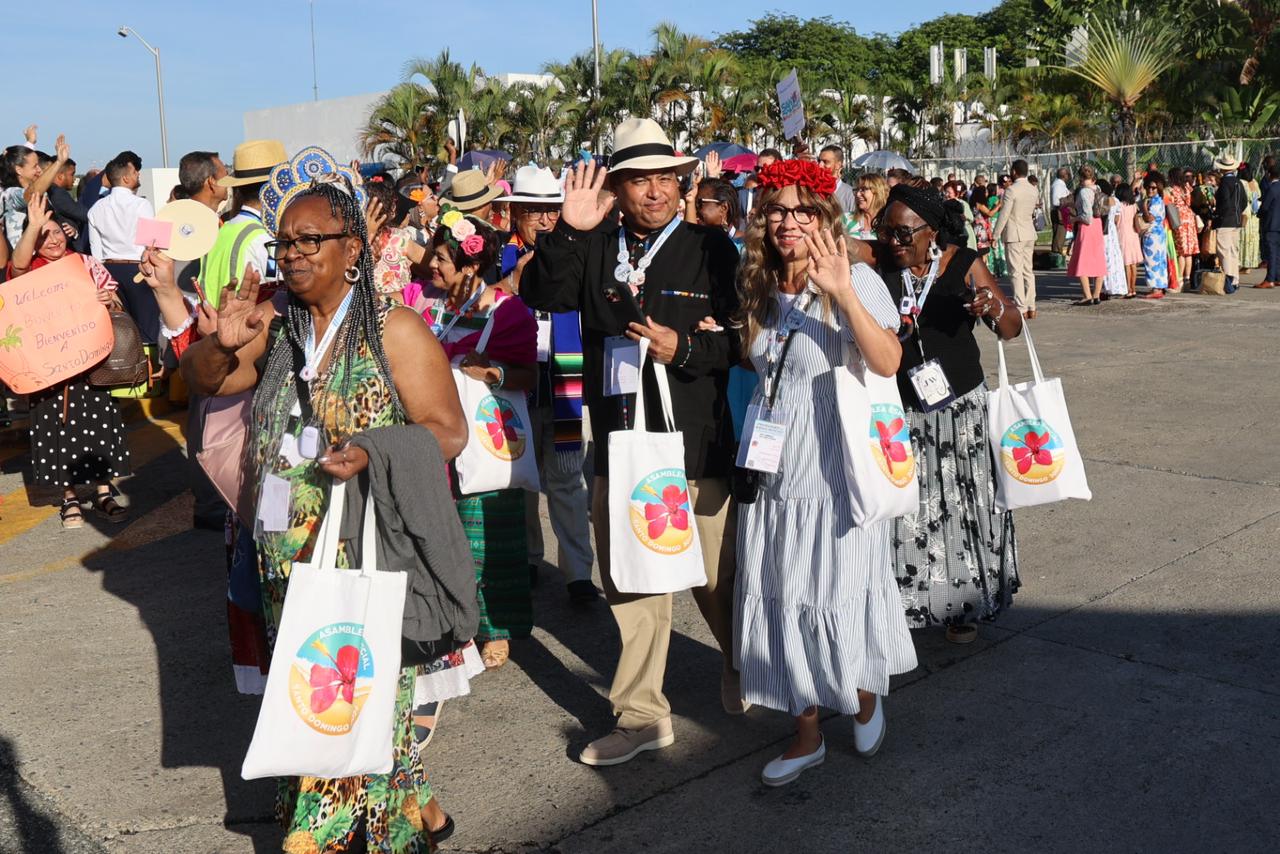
[0,255,113,394]
[776,69,805,140]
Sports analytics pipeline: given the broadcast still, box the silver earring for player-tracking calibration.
[927,240,942,261]
[344,265,360,283]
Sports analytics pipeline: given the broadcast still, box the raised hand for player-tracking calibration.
[443,137,458,165]
[364,196,387,237]
[23,125,37,146]
[26,193,52,232]
[560,160,612,232]
[803,228,851,297]
[54,135,69,164]
[705,150,722,178]
[214,265,269,352]
[483,159,499,187]
[138,246,176,292]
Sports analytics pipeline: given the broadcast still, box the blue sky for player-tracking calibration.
[8,1,997,168]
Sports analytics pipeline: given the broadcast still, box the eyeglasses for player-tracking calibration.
[763,204,819,225]
[517,206,561,219]
[697,198,727,207]
[264,233,349,260]
[875,223,930,246]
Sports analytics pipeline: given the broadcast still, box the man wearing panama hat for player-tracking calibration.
[442,168,504,223]
[1212,152,1248,293]
[522,118,745,766]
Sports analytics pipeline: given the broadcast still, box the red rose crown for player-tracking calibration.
[756,159,837,196]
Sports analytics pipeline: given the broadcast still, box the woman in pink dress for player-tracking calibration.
[1116,183,1142,298]
[1067,166,1108,305]
[1166,169,1199,290]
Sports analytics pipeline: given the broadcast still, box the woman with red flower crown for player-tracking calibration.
[731,159,918,787]
[419,209,538,671]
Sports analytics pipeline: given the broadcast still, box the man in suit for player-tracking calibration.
[1258,163,1280,289]
[991,159,1041,318]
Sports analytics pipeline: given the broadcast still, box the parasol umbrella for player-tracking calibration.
[694,142,753,161]
[852,150,915,173]
[458,149,513,172]
[721,152,758,173]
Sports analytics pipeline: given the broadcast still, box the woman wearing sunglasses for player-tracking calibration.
[859,181,1023,644]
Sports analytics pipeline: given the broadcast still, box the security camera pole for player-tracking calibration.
[117,25,169,168]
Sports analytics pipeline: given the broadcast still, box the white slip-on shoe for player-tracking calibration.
[853,696,886,757]
[761,736,826,787]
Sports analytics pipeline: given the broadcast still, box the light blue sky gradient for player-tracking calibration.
[9,0,997,168]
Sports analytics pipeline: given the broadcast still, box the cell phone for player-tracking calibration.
[603,281,646,326]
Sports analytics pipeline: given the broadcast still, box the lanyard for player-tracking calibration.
[763,289,814,405]
[431,282,487,340]
[615,216,681,292]
[300,288,354,381]
[899,257,940,320]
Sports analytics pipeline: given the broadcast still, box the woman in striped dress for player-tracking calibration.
[733,160,916,787]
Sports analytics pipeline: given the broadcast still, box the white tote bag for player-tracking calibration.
[242,479,407,780]
[608,340,707,595]
[834,348,920,526]
[986,325,1091,511]
[452,300,541,495]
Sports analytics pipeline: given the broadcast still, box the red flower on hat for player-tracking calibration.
[757,159,837,196]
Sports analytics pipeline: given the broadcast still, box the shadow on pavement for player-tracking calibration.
[1,738,69,854]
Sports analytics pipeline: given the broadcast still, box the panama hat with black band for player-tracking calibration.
[217,139,287,188]
[608,118,698,176]
[442,168,504,212]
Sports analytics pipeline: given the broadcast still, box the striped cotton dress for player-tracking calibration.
[734,264,918,718]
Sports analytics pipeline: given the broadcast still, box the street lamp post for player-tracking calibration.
[310,0,320,101]
[591,0,602,153]
[117,26,169,168]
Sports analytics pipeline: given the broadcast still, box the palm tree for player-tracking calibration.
[1228,1,1280,85]
[403,49,484,157]
[510,82,570,162]
[1058,11,1181,172]
[1010,93,1090,150]
[360,82,434,166]
[685,49,741,149]
[648,23,712,144]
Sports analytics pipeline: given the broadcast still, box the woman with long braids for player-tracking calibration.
[181,173,468,853]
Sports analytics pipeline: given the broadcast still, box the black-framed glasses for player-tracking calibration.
[265,233,350,260]
[875,223,930,246]
[516,206,561,219]
[763,204,819,225]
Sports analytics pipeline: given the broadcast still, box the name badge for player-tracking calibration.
[536,318,552,363]
[908,359,955,413]
[603,335,640,396]
[257,472,292,533]
[736,404,787,473]
[279,433,306,468]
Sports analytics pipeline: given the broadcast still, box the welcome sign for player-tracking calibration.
[0,255,113,393]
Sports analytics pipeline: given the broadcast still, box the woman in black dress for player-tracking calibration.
[7,193,129,528]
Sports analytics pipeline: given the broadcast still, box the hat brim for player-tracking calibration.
[445,183,504,211]
[498,192,565,204]
[216,173,275,189]
[609,155,699,177]
[1212,159,1238,172]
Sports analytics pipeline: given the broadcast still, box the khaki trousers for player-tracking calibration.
[592,475,736,729]
[1216,227,1241,279]
[1005,239,1037,311]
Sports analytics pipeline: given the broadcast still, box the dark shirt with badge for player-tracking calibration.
[522,216,741,479]
[884,246,986,411]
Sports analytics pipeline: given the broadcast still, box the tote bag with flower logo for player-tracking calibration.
[241,479,406,780]
[986,325,1091,511]
[834,348,920,527]
[608,339,707,595]
[451,297,541,495]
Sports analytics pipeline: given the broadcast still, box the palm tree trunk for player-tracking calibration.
[1120,104,1137,178]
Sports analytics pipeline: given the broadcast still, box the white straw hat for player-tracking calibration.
[497,165,565,203]
[608,118,698,176]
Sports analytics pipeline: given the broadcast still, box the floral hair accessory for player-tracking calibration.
[450,217,477,240]
[460,234,486,257]
[439,208,464,229]
[756,159,837,196]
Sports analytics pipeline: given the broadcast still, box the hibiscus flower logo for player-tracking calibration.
[642,484,690,541]
[288,624,374,734]
[475,394,526,461]
[868,404,915,487]
[628,469,696,554]
[1000,419,1065,485]
[307,640,360,713]
[1012,430,1052,475]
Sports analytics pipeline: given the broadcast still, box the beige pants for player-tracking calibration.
[592,475,736,729]
[1216,227,1241,280]
[1005,239,1037,310]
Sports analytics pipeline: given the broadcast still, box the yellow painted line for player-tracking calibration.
[0,415,188,547]
[0,554,82,585]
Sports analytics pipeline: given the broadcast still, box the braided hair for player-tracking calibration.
[252,179,403,440]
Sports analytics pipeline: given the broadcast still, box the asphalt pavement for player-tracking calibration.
[2,269,1278,854]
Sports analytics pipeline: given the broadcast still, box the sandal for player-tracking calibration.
[945,624,978,645]
[429,813,455,844]
[60,499,83,530]
[91,492,129,524]
[481,640,510,670]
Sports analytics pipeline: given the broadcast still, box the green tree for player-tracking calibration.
[360,82,434,166]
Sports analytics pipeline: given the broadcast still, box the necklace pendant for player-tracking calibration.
[614,263,633,283]
[299,365,317,382]
[616,249,630,263]
[628,270,646,287]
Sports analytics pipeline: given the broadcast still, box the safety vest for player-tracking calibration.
[198,210,270,309]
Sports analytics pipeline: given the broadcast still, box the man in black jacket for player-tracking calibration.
[521,118,743,767]
[1213,153,1249,293]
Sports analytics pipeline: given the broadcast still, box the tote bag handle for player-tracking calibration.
[629,339,677,434]
[996,323,1045,389]
[474,292,511,355]
[310,477,380,573]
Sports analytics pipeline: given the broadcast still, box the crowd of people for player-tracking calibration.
[1,117,1274,853]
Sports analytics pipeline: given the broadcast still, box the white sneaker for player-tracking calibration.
[761,736,825,787]
[853,695,886,757]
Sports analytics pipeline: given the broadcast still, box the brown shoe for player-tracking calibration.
[1026,309,1038,319]
[579,718,675,766]
[1255,282,1275,289]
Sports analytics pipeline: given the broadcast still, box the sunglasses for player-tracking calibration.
[875,223,930,246]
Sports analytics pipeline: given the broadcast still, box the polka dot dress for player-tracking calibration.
[28,378,130,486]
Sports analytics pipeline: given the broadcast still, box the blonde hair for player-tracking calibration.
[857,173,889,219]
[735,184,845,351]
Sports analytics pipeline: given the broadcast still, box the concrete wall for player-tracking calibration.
[242,92,387,163]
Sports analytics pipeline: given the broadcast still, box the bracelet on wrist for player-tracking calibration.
[489,365,505,389]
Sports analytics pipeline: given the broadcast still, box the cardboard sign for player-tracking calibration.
[0,255,114,393]
[776,69,805,140]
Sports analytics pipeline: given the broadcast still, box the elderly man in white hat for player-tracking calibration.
[497,166,599,606]
[521,118,745,767]
[1212,152,1249,293]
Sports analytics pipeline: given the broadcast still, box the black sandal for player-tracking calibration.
[429,813,455,844]
[60,499,83,530]
[91,492,128,524]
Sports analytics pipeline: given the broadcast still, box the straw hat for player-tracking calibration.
[442,169,503,212]
[1212,152,1240,172]
[217,139,288,188]
[608,118,697,176]
[497,165,565,203]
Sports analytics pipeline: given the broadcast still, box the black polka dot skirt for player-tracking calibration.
[28,378,131,486]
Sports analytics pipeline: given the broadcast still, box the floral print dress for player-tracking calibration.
[251,302,434,854]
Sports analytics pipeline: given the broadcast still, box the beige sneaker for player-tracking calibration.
[721,668,752,715]
[579,718,675,766]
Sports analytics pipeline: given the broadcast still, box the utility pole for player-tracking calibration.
[310,0,320,101]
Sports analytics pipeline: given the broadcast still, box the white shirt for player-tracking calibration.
[1050,177,1070,207]
[88,186,154,261]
